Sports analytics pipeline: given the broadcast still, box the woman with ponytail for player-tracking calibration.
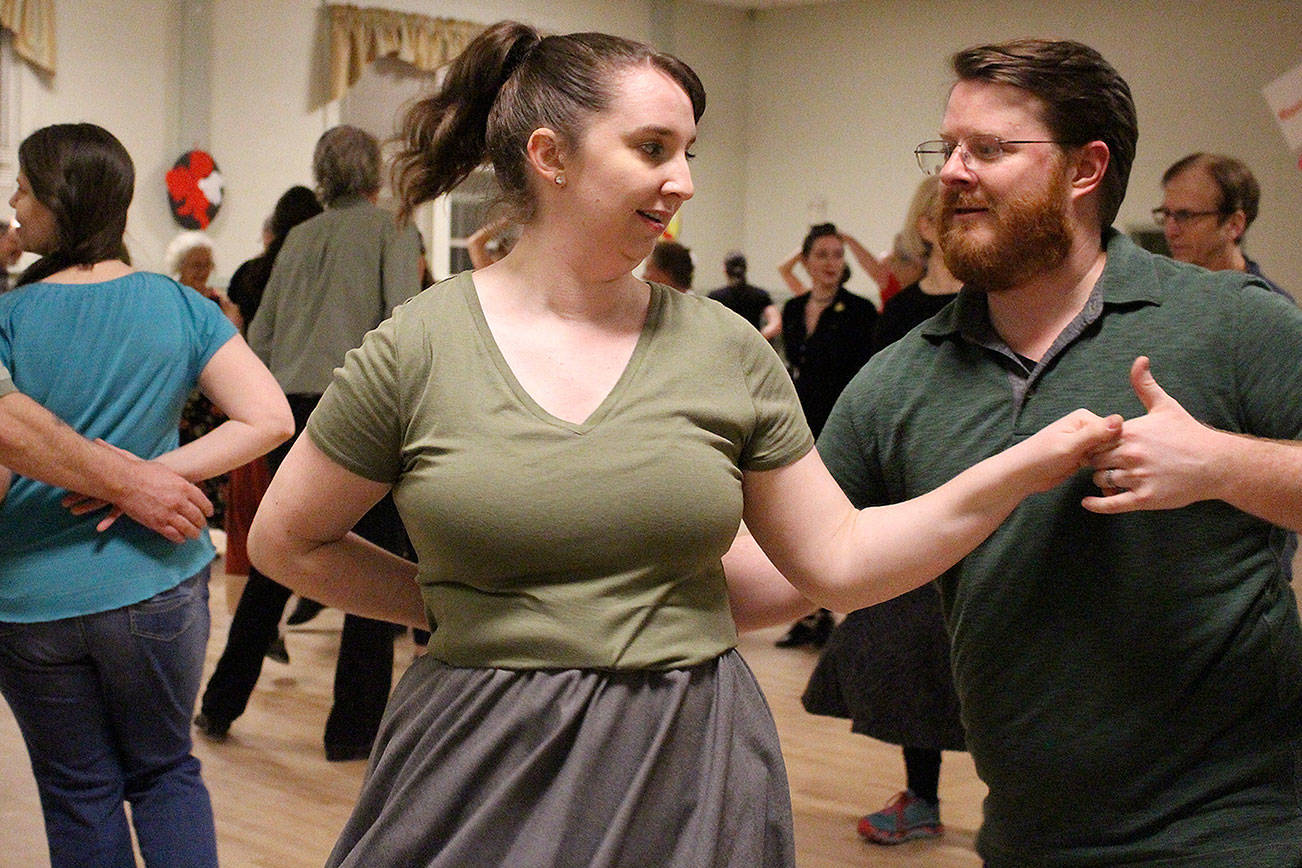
[0,123,292,867]
[248,21,1119,867]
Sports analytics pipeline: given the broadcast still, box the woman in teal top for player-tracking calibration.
[0,123,292,868]
[247,22,1121,867]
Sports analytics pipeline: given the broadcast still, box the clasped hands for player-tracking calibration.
[62,441,212,543]
[1081,355,1222,515]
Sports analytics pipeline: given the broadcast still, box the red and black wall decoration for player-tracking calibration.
[166,150,224,230]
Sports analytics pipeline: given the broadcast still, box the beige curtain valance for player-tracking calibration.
[328,4,481,101]
[0,0,55,76]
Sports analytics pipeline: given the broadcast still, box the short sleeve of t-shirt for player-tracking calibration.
[1228,282,1302,441]
[735,321,813,470]
[177,281,240,376]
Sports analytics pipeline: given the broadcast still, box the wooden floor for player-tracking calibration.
[24,546,1302,867]
[0,559,987,867]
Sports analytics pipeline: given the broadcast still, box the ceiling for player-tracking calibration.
[700,0,846,7]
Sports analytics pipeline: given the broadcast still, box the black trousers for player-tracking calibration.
[200,394,409,750]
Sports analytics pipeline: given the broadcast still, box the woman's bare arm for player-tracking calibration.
[730,410,1121,613]
[248,435,426,629]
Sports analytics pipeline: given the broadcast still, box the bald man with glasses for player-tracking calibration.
[1155,152,1290,299]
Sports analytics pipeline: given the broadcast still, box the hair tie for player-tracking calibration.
[501,32,542,83]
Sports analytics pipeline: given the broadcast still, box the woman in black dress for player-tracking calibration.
[775,223,877,648]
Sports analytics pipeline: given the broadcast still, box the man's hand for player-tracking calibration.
[1014,407,1123,495]
[1083,356,1223,514]
[64,442,212,543]
[114,460,213,542]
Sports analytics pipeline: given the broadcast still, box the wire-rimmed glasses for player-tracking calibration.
[914,135,1068,175]
[1150,207,1224,228]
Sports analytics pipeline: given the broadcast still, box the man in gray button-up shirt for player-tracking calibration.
[201,124,423,761]
[249,126,423,394]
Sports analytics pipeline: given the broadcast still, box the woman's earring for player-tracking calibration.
[554,173,565,187]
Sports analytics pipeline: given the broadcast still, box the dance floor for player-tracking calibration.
[11,545,1296,866]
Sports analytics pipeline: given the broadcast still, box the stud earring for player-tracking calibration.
[554,174,565,187]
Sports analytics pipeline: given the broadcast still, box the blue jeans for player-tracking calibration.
[0,569,217,868]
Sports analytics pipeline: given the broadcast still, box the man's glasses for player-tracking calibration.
[1151,207,1224,228]
[914,135,1067,176]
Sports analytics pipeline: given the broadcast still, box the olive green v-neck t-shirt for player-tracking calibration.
[308,273,813,670]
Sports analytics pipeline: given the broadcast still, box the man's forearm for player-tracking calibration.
[0,391,211,542]
[0,391,129,500]
[1207,430,1302,532]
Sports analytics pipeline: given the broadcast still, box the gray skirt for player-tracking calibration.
[327,649,795,867]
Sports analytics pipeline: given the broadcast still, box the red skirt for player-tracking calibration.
[222,457,271,575]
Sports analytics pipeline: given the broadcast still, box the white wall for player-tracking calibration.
[9,0,1300,295]
[207,0,328,274]
[9,0,182,272]
[742,0,1302,302]
[668,2,752,292]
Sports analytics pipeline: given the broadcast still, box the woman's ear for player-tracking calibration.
[525,127,567,187]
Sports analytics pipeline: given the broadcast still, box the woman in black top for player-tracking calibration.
[780,222,876,438]
[775,223,877,649]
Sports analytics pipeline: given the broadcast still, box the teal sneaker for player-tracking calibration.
[857,789,942,844]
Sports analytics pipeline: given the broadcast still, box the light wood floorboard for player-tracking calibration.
[5,555,1298,866]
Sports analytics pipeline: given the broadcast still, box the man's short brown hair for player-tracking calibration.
[952,39,1137,234]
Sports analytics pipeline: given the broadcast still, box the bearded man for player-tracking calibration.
[813,39,1302,865]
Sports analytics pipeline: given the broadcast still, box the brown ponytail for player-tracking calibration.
[391,21,539,222]
[392,20,705,225]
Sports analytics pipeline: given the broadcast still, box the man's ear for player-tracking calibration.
[1221,209,1247,245]
[917,212,937,245]
[525,127,566,186]
[1069,140,1110,197]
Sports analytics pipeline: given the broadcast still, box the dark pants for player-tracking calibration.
[199,394,409,751]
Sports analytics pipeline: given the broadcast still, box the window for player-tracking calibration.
[446,170,499,275]
[339,56,501,282]
[408,169,502,283]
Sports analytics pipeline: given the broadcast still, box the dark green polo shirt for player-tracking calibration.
[819,231,1302,865]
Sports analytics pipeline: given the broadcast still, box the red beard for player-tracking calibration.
[939,174,1072,292]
